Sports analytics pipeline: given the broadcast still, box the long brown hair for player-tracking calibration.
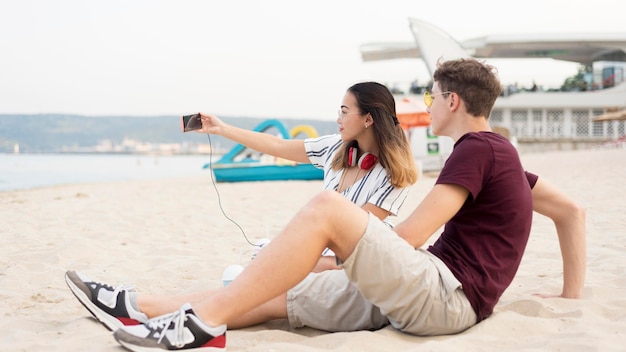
[331,82,418,187]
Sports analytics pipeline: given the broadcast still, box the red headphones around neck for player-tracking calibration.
[348,147,378,170]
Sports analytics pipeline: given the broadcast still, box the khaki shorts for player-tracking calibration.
[287,213,477,335]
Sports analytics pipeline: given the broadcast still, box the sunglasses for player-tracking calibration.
[423,91,453,108]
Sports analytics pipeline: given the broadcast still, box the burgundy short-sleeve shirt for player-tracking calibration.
[428,132,533,321]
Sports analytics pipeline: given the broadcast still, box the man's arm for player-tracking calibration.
[316,184,467,272]
[532,178,586,298]
[394,183,468,249]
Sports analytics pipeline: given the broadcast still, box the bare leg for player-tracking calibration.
[138,290,216,319]
[312,256,341,273]
[186,190,370,327]
[532,178,586,298]
[227,294,288,328]
[137,291,288,328]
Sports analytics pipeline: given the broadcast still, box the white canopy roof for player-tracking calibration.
[360,18,626,75]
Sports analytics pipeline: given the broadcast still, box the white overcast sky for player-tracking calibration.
[0,0,624,120]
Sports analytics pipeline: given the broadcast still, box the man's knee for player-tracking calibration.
[307,190,348,213]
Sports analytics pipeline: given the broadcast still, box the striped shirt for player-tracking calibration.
[304,134,410,221]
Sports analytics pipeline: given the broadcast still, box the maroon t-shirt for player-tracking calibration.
[427,132,533,321]
[526,171,538,188]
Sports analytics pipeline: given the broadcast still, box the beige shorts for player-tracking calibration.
[287,213,477,335]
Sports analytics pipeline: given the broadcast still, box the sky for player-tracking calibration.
[1,0,624,121]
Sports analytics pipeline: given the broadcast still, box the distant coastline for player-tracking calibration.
[0,114,338,154]
[6,149,227,157]
[5,150,224,156]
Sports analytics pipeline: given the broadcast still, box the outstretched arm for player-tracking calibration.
[532,178,586,298]
[197,113,310,163]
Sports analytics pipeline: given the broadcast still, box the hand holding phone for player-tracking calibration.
[181,113,203,132]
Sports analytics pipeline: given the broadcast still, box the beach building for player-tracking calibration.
[361,18,626,167]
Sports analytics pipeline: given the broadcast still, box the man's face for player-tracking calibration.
[425,82,452,137]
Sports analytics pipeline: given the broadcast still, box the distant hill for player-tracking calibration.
[0,114,339,153]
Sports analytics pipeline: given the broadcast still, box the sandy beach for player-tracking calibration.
[1,148,625,351]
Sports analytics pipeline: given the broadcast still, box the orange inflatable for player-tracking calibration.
[395,97,431,130]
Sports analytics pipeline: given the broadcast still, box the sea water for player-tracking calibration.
[0,153,214,192]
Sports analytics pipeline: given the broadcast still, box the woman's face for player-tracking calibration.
[337,91,365,141]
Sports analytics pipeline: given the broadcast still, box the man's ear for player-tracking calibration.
[449,93,460,111]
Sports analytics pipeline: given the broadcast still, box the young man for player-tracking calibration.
[72,58,580,350]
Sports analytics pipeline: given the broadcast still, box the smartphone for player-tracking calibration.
[181,113,203,132]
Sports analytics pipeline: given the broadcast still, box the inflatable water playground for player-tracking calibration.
[205,119,324,182]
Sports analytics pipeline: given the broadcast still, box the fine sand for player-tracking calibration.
[1,148,625,351]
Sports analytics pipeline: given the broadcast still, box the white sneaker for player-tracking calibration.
[114,303,226,350]
[65,270,148,331]
[250,238,271,260]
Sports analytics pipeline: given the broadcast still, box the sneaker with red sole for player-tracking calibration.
[114,303,226,351]
[65,270,148,330]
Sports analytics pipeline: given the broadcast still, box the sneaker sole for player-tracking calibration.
[116,338,227,352]
[65,271,123,331]
[114,318,227,351]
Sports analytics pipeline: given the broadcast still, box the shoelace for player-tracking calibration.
[94,282,135,309]
[146,305,188,348]
[250,244,265,260]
